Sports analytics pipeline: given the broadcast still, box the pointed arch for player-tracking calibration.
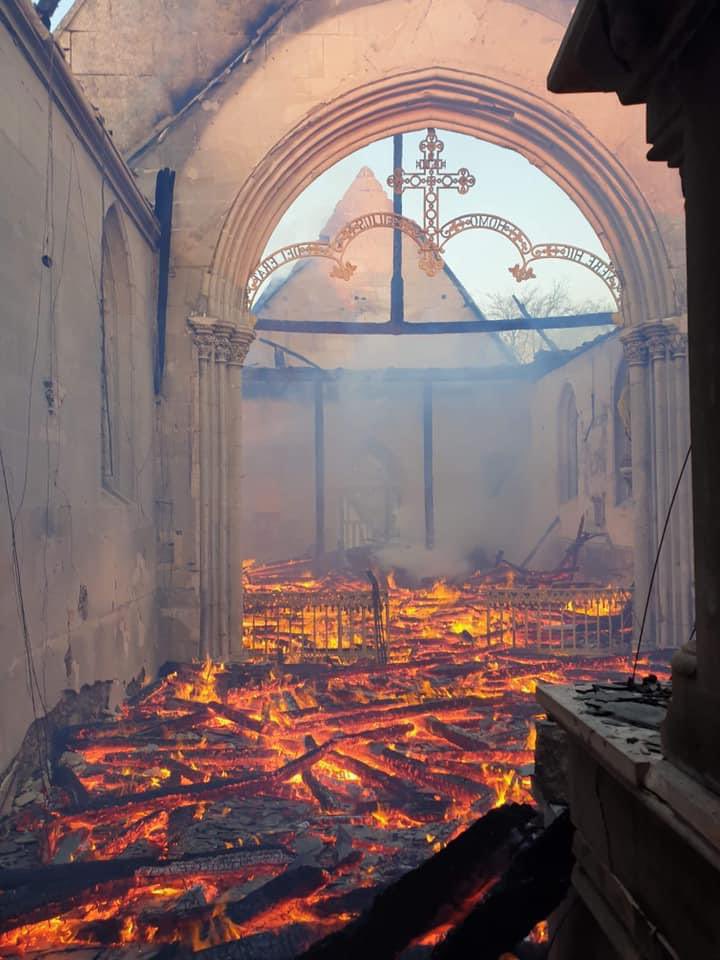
[208,68,676,329]
[101,205,135,500]
[558,383,579,503]
[614,358,632,505]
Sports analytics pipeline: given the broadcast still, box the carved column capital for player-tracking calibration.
[189,315,255,364]
[645,324,671,362]
[228,328,255,366]
[188,315,217,361]
[213,321,235,363]
[228,310,256,366]
[621,329,648,366]
[669,332,688,359]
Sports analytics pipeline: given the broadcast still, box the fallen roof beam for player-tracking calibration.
[253,312,615,335]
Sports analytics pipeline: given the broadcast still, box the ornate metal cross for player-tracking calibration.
[387,128,476,250]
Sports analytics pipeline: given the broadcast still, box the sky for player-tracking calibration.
[260,129,617,320]
[51,0,73,25]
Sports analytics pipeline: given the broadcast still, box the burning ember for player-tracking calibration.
[0,566,660,959]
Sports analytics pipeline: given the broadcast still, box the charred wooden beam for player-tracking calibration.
[297,803,537,960]
[254,313,615,335]
[424,716,491,752]
[302,768,340,812]
[142,865,327,941]
[312,695,502,732]
[377,747,484,803]
[0,846,292,932]
[431,811,573,960]
[329,750,448,821]
[66,738,332,813]
[196,921,324,960]
[227,865,327,925]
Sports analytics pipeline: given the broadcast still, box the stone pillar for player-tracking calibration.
[188,312,255,661]
[208,341,219,652]
[647,324,673,649]
[663,28,720,787]
[228,322,254,659]
[621,329,655,648]
[668,332,693,652]
[188,317,216,659]
[214,323,233,662]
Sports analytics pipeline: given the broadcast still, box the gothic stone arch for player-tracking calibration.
[208,69,676,329]
[184,68,679,660]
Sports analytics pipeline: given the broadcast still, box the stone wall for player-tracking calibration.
[0,2,160,767]
[526,333,635,582]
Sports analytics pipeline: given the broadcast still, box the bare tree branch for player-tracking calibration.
[482,281,610,363]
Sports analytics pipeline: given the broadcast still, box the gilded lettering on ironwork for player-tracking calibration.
[440,214,533,256]
[248,242,335,297]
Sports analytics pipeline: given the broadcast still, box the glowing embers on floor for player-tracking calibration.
[0,647,647,958]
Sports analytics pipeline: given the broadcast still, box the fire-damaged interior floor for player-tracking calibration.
[0,563,670,960]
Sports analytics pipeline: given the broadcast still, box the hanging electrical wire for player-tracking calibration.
[0,445,50,774]
[630,444,692,685]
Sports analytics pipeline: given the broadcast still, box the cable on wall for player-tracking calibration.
[630,444,692,685]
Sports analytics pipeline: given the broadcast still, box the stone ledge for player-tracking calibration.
[536,682,664,788]
[538,681,720,860]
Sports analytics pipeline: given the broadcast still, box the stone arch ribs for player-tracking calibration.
[208,68,676,329]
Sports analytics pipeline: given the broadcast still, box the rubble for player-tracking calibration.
[0,569,670,958]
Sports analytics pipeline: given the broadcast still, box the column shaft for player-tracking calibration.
[622,331,654,647]
[217,343,230,661]
[209,352,220,656]
[192,323,215,660]
[648,328,673,648]
[190,313,254,662]
[666,329,682,647]
[228,327,254,660]
[672,336,693,649]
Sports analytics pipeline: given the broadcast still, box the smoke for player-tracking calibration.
[375,542,474,582]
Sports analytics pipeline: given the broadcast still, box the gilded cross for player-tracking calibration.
[387,128,476,249]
